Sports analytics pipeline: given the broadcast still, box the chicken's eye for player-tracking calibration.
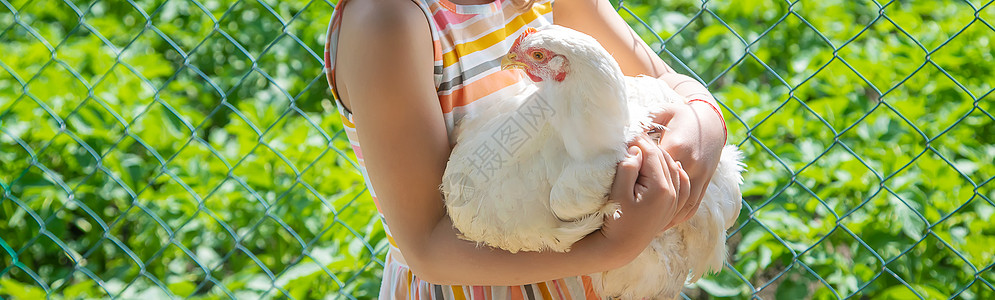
[531,51,545,60]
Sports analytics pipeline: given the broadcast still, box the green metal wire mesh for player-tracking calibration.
[1,0,993,299]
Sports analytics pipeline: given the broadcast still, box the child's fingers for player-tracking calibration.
[634,135,682,229]
[610,146,642,204]
[666,161,693,229]
[677,162,691,212]
[633,136,671,190]
[658,145,683,199]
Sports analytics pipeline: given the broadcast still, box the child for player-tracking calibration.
[324,0,726,297]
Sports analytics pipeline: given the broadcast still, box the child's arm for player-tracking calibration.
[556,0,727,226]
[334,0,690,286]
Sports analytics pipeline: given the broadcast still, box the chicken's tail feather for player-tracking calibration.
[687,145,745,282]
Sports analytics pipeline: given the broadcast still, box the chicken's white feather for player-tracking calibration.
[440,25,745,299]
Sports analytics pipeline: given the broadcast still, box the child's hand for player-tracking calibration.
[652,73,726,228]
[600,134,691,261]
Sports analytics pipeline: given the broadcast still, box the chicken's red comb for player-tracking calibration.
[510,27,538,50]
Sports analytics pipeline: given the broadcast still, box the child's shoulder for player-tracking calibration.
[337,0,430,36]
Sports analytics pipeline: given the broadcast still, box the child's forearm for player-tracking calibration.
[555,0,677,78]
[660,72,726,142]
[659,73,717,105]
[399,215,635,286]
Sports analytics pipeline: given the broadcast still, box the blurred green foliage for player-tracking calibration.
[616,0,995,298]
[1,0,386,298]
[1,0,993,299]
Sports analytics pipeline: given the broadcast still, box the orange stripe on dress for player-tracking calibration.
[437,70,520,113]
[581,276,599,300]
[510,286,525,300]
[434,40,444,62]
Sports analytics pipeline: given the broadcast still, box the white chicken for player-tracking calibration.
[440,25,745,299]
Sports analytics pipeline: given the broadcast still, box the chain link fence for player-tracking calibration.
[1,0,993,299]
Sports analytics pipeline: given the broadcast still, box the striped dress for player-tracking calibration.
[324,0,603,298]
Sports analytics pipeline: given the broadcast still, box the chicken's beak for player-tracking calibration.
[501,53,526,70]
